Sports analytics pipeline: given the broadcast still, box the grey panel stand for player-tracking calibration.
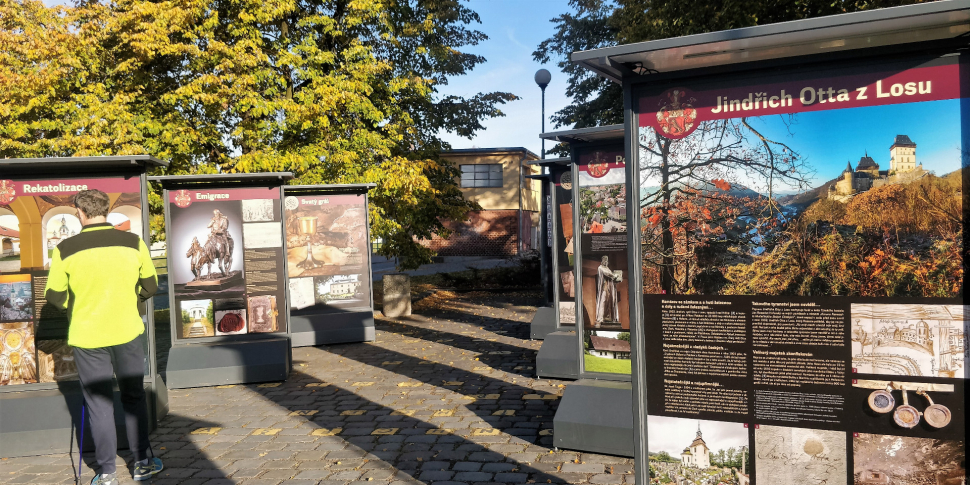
[166,337,291,389]
[553,379,634,457]
[530,306,557,340]
[290,310,375,347]
[0,381,161,458]
[536,331,579,379]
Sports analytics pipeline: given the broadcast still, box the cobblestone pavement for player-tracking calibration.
[0,290,635,484]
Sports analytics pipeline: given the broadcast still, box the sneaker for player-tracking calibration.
[90,473,118,485]
[133,457,164,481]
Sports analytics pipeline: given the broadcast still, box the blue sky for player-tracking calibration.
[751,99,964,187]
[432,1,574,156]
[40,0,575,157]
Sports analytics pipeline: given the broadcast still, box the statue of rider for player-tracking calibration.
[207,209,230,249]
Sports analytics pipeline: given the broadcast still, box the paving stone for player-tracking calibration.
[561,463,605,474]
[2,290,636,485]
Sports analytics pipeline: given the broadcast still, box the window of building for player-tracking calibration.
[460,164,502,188]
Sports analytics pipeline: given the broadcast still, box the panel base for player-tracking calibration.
[529,306,557,340]
[0,380,161,458]
[290,310,375,347]
[536,331,579,380]
[165,337,291,389]
[553,379,634,457]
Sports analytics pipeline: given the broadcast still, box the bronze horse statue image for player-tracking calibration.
[186,233,234,281]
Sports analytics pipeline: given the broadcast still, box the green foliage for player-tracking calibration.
[0,0,515,270]
[655,451,675,462]
[181,309,191,324]
[533,0,937,137]
[583,353,631,374]
[617,332,630,342]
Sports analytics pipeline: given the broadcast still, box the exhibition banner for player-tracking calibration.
[553,166,576,327]
[577,146,631,375]
[0,175,143,386]
[283,193,371,313]
[636,55,966,484]
[167,186,287,339]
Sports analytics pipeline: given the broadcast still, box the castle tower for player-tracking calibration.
[843,161,853,183]
[890,135,916,173]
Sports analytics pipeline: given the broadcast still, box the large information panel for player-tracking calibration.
[552,165,576,328]
[1,175,147,387]
[284,193,371,313]
[636,54,966,483]
[167,186,287,340]
[576,146,631,376]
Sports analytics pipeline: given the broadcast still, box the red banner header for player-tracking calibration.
[168,187,279,208]
[639,63,963,138]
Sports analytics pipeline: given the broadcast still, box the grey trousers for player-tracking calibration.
[73,335,150,475]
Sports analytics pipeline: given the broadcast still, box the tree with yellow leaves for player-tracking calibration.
[0,0,515,268]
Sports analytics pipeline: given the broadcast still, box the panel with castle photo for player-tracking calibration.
[637,97,964,299]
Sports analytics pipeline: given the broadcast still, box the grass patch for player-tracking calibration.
[584,354,632,374]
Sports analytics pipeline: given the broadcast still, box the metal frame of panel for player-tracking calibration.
[0,156,167,457]
[567,3,970,483]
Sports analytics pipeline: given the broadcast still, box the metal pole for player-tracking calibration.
[541,86,546,160]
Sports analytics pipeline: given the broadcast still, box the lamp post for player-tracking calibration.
[534,69,551,159]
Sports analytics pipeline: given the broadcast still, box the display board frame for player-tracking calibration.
[546,159,577,332]
[0,156,168,457]
[567,3,970,484]
[282,183,377,347]
[150,173,294,388]
[570,140,632,382]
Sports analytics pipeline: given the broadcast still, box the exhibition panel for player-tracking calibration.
[152,173,293,388]
[530,159,579,378]
[567,3,970,483]
[0,156,167,457]
[283,184,376,346]
[573,143,631,378]
[549,161,577,330]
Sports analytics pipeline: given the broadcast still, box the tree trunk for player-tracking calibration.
[659,139,675,294]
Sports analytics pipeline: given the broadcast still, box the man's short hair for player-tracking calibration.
[74,189,111,218]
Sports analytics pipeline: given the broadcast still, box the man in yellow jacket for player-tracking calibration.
[45,189,163,485]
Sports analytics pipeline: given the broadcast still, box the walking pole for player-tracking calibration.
[77,401,86,485]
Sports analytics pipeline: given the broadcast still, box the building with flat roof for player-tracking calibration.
[422,147,541,257]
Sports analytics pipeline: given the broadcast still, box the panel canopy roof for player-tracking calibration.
[149,172,294,187]
[0,155,167,174]
[571,1,970,83]
[538,125,624,144]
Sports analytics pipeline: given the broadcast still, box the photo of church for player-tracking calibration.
[647,416,749,485]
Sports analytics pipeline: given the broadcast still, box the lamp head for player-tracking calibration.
[534,69,551,89]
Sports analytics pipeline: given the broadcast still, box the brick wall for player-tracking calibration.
[421,210,538,257]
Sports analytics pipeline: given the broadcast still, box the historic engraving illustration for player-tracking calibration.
[852,304,967,378]
[241,199,275,222]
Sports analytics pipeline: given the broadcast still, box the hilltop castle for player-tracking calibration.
[828,135,926,201]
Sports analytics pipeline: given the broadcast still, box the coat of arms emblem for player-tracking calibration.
[586,152,610,178]
[174,189,192,208]
[656,88,697,139]
[0,180,15,205]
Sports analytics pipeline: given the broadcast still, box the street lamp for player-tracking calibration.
[534,69,551,159]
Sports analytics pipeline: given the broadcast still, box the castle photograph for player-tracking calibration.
[828,135,927,201]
